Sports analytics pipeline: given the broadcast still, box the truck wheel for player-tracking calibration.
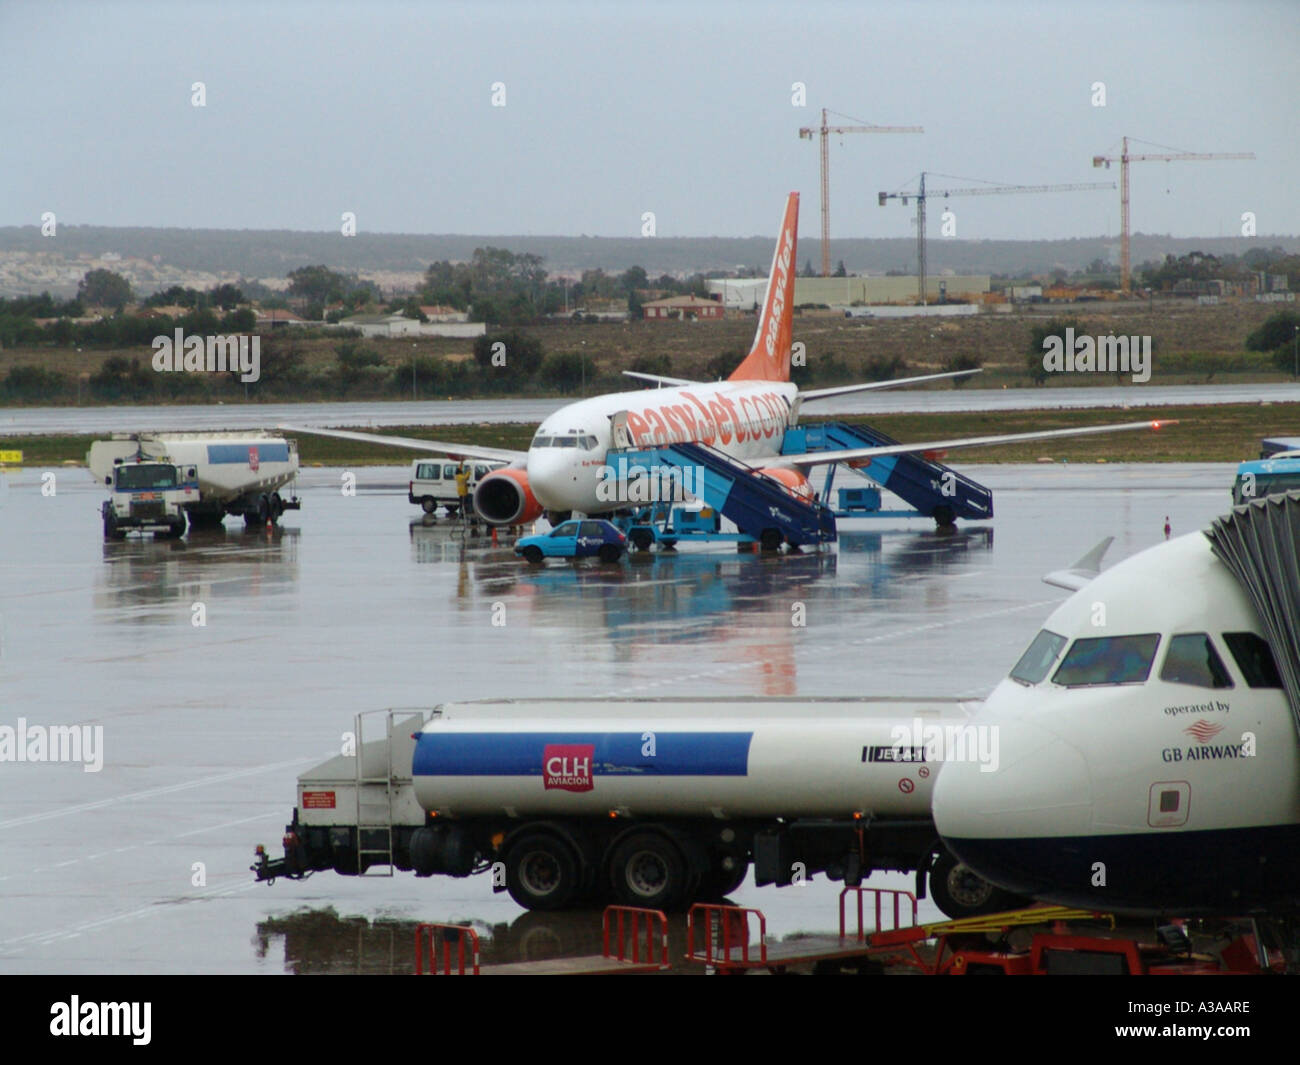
[630,529,653,552]
[445,505,459,518]
[270,493,284,523]
[504,834,580,911]
[256,494,271,524]
[700,859,749,901]
[164,519,185,539]
[609,832,688,910]
[929,848,1024,919]
[421,497,437,514]
[597,543,622,563]
[521,546,544,564]
[243,511,260,528]
[760,528,782,552]
[932,504,956,528]
[103,511,125,541]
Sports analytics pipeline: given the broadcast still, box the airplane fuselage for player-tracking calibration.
[933,532,1300,915]
[525,379,799,514]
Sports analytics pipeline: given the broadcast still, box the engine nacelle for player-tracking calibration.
[473,468,543,525]
[758,467,814,502]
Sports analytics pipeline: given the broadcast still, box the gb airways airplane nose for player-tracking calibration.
[932,718,1094,901]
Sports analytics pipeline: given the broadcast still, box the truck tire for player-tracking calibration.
[760,528,782,552]
[929,848,1024,919]
[421,497,437,514]
[630,529,653,552]
[270,493,284,523]
[597,543,622,563]
[504,833,580,911]
[609,832,688,911]
[164,519,185,539]
[700,859,749,901]
[933,504,956,528]
[103,511,125,541]
[256,494,271,524]
[243,510,260,528]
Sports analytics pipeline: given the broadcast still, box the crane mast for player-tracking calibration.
[799,108,922,277]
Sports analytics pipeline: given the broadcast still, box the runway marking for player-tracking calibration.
[0,880,261,953]
[0,754,327,831]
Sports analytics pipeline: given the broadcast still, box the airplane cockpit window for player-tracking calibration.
[1159,633,1234,689]
[579,435,599,450]
[1009,629,1067,685]
[530,434,552,449]
[554,436,580,448]
[1222,632,1284,689]
[1051,634,1160,687]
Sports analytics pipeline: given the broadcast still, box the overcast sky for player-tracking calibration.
[2,0,1295,242]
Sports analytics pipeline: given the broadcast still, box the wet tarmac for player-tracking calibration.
[0,459,1237,973]
[2,380,1294,436]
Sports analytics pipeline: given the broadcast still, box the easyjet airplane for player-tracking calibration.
[284,192,1171,525]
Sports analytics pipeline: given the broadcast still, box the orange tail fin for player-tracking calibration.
[729,192,799,382]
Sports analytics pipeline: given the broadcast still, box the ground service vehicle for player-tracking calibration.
[409,459,505,516]
[253,699,1021,920]
[88,432,300,537]
[514,519,627,563]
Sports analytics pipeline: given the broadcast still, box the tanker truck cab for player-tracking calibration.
[101,458,197,539]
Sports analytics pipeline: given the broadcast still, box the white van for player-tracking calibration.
[408,459,505,516]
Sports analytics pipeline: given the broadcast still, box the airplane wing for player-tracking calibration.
[622,371,703,387]
[797,368,980,402]
[278,424,526,464]
[1043,536,1114,591]
[779,419,1177,470]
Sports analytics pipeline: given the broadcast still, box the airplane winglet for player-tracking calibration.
[1043,536,1114,591]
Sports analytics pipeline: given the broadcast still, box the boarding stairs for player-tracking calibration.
[606,441,837,548]
[782,421,993,523]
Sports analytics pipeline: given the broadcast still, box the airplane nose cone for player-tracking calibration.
[527,451,584,511]
[933,719,1094,899]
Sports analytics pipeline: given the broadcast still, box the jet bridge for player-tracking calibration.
[1205,491,1300,743]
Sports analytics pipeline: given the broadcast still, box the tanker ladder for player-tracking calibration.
[781,421,993,527]
[605,442,837,552]
[415,906,671,975]
[684,888,918,975]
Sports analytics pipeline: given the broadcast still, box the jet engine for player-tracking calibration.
[473,468,544,525]
[758,467,815,502]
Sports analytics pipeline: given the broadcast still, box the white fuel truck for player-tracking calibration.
[252,699,1021,919]
[88,432,301,537]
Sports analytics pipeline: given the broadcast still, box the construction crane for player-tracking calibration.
[799,108,922,277]
[1092,136,1255,293]
[878,173,1115,305]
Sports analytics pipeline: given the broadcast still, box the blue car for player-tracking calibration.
[515,519,627,564]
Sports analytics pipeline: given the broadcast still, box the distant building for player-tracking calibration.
[338,313,484,338]
[708,275,991,308]
[255,309,308,328]
[418,305,470,322]
[642,295,725,320]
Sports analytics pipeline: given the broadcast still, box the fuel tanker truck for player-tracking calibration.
[88,431,301,537]
[252,699,1021,919]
